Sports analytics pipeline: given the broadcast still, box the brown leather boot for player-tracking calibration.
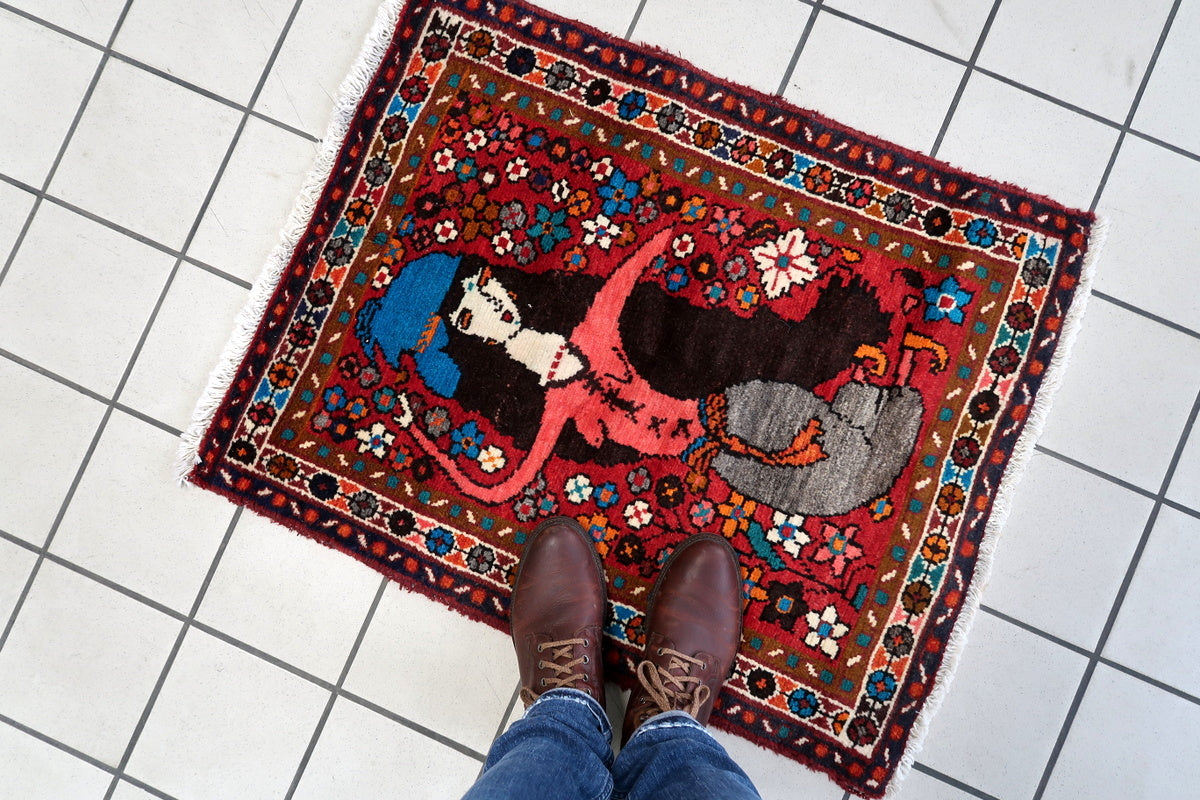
[510,516,607,709]
[621,533,742,744]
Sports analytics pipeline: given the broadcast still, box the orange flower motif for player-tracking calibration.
[717,491,757,537]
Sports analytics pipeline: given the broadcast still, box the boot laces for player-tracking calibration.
[520,638,592,706]
[635,648,711,719]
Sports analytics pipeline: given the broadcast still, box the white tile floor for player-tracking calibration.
[0,0,1197,798]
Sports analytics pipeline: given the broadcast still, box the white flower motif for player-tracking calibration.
[505,156,529,182]
[804,604,849,658]
[623,499,653,530]
[492,230,515,255]
[432,148,456,173]
[565,474,593,504]
[355,421,394,459]
[751,228,820,299]
[434,219,458,243]
[671,233,695,258]
[477,445,506,473]
[581,215,620,250]
[464,128,488,151]
[590,156,614,183]
[766,511,810,559]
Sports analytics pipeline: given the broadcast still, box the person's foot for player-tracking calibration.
[510,516,608,708]
[621,534,743,743]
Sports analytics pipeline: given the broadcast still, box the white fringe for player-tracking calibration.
[884,216,1109,798]
[174,0,409,485]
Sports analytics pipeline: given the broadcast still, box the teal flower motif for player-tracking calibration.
[526,204,570,253]
[599,168,641,216]
[923,276,973,324]
[964,217,998,247]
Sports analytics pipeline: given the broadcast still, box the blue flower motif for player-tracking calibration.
[323,385,347,411]
[866,669,897,701]
[454,157,478,183]
[450,420,485,459]
[425,527,455,556]
[666,264,690,292]
[922,276,974,324]
[964,217,998,247]
[617,90,647,120]
[593,481,620,509]
[526,204,571,253]
[787,689,820,718]
[598,168,641,217]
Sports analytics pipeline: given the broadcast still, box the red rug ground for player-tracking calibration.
[182,1,1098,795]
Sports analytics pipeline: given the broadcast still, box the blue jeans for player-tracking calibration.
[461,689,762,800]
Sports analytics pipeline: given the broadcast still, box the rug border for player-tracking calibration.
[174,1,1105,795]
[174,0,410,482]
[883,217,1107,798]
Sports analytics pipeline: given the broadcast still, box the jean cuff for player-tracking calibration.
[526,688,611,738]
[626,710,709,743]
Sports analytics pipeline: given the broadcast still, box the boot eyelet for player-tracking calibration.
[657,647,665,656]
[537,643,545,653]
[540,678,548,686]
[582,639,590,647]
[582,656,590,664]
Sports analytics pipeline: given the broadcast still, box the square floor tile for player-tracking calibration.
[708,728,844,800]
[50,58,243,248]
[1041,664,1200,800]
[977,0,1175,121]
[123,628,330,800]
[1167,423,1200,511]
[253,0,384,138]
[0,561,179,765]
[0,724,113,800]
[1093,136,1200,332]
[1132,0,1200,157]
[50,410,235,613]
[291,696,482,800]
[783,12,963,154]
[984,453,1154,649]
[534,0,640,37]
[634,0,811,96]
[343,583,517,754]
[1103,507,1200,696]
[936,72,1119,210]
[196,512,381,682]
[7,0,127,42]
[119,263,248,432]
[0,537,37,626]
[1037,299,1200,492]
[188,116,319,283]
[0,11,101,187]
[0,180,36,259]
[915,613,1088,799]
[0,203,176,396]
[822,0,994,60]
[114,0,294,105]
[0,359,106,546]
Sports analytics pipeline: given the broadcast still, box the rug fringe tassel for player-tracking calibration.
[174,0,410,486]
[884,216,1108,798]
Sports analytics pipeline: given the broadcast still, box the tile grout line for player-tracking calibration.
[0,0,134,290]
[623,0,649,40]
[911,762,1001,799]
[100,508,242,799]
[333,687,489,762]
[283,575,391,799]
[774,0,824,97]
[1086,0,1184,214]
[928,0,1004,158]
[1032,379,1200,799]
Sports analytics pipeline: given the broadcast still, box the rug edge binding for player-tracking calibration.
[883,215,1109,799]
[173,0,410,486]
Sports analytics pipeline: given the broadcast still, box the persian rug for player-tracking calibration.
[179,0,1100,795]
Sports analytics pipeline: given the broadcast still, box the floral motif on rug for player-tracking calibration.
[185,1,1096,795]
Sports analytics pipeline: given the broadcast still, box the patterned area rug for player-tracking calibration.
[180,1,1099,795]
